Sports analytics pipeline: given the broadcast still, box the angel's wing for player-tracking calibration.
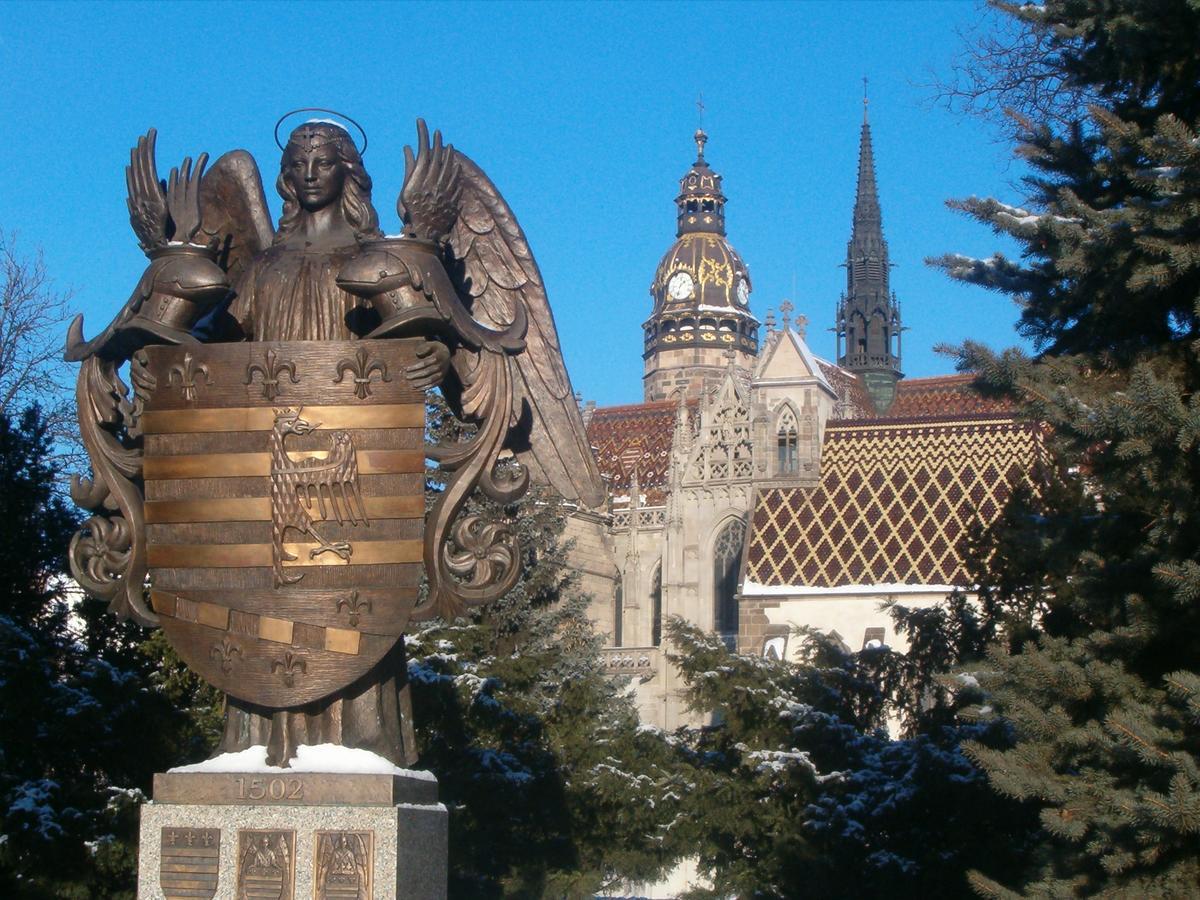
[126,129,169,252]
[400,122,605,509]
[199,150,274,286]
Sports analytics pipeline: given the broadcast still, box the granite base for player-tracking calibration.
[137,771,446,899]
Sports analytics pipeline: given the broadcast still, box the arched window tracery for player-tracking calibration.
[713,519,746,648]
[776,406,799,476]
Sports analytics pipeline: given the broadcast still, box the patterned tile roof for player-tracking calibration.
[813,358,1015,420]
[586,400,684,502]
[882,374,1016,420]
[745,415,1044,589]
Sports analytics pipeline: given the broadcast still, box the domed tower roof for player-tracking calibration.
[642,130,759,403]
[675,129,726,237]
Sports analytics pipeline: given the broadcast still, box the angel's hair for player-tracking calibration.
[275,123,381,243]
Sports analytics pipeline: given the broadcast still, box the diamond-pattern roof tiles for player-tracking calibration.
[745,416,1044,588]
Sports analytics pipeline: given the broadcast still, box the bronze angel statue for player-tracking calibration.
[67,114,604,766]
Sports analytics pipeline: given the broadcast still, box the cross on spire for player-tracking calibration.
[779,299,794,329]
[697,92,705,129]
[862,76,869,123]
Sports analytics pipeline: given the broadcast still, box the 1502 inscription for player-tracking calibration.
[235,776,304,802]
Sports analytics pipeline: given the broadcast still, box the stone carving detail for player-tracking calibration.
[686,378,754,483]
[314,831,372,900]
[237,829,294,900]
[160,827,220,900]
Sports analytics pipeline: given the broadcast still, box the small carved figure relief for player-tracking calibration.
[314,831,372,900]
[237,830,294,900]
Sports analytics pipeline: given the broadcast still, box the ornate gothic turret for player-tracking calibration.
[836,102,902,413]
[643,130,759,403]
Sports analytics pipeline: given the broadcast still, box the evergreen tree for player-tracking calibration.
[930,1,1200,894]
[664,617,1036,899]
[407,396,688,897]
[0,407,216,898]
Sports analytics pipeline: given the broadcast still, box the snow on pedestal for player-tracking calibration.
[169,743,436,780]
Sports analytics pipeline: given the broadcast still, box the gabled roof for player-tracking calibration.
[586,400,688,503]
[754,328,834,394]
[743,415,1044,589]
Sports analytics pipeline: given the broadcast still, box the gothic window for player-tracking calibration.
[650,563,663,647]
[713,519,746,648]
[868,312,886,358]
[613,582,623,648]
[776,406,799,475]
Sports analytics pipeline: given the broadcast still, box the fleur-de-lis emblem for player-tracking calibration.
[210,637,241,674]
[244,349,299,401]
[168,352,211,401]
[335,590,372,627]
[271,650,307,687]
[335,348,391,400]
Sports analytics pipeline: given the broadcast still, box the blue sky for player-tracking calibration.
[0,1,1026,407]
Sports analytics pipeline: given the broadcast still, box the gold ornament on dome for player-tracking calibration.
[699,257,733,289]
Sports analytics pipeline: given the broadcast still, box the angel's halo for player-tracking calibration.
[273,107,368,156]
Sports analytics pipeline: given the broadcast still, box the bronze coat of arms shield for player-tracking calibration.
[141,339,425,707]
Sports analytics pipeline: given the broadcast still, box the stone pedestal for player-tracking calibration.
[137,771,446,899]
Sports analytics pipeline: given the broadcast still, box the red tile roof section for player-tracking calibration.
[586,400,685,502]
[884,374,1016,419]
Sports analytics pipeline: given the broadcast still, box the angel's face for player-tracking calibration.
[284,144,348,213]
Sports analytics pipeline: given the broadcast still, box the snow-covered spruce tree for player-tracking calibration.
[931,1,1200,894]
[408,395,689,897]
[0,407,217,898]
[665,618,1035,899]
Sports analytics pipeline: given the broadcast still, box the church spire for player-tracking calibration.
[836,91,903,412]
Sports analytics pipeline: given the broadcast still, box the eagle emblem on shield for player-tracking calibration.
[139,340,426,706]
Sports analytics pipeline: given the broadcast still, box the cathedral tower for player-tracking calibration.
[642,130,759,402]
[836,102,903,412]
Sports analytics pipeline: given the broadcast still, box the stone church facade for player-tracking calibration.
[576,114,1041,730]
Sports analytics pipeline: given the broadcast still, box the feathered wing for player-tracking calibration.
[199,150,274,286]
[438,149,606,509]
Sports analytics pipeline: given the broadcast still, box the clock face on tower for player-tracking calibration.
[736,278,750,306]
[667,271,694,300]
